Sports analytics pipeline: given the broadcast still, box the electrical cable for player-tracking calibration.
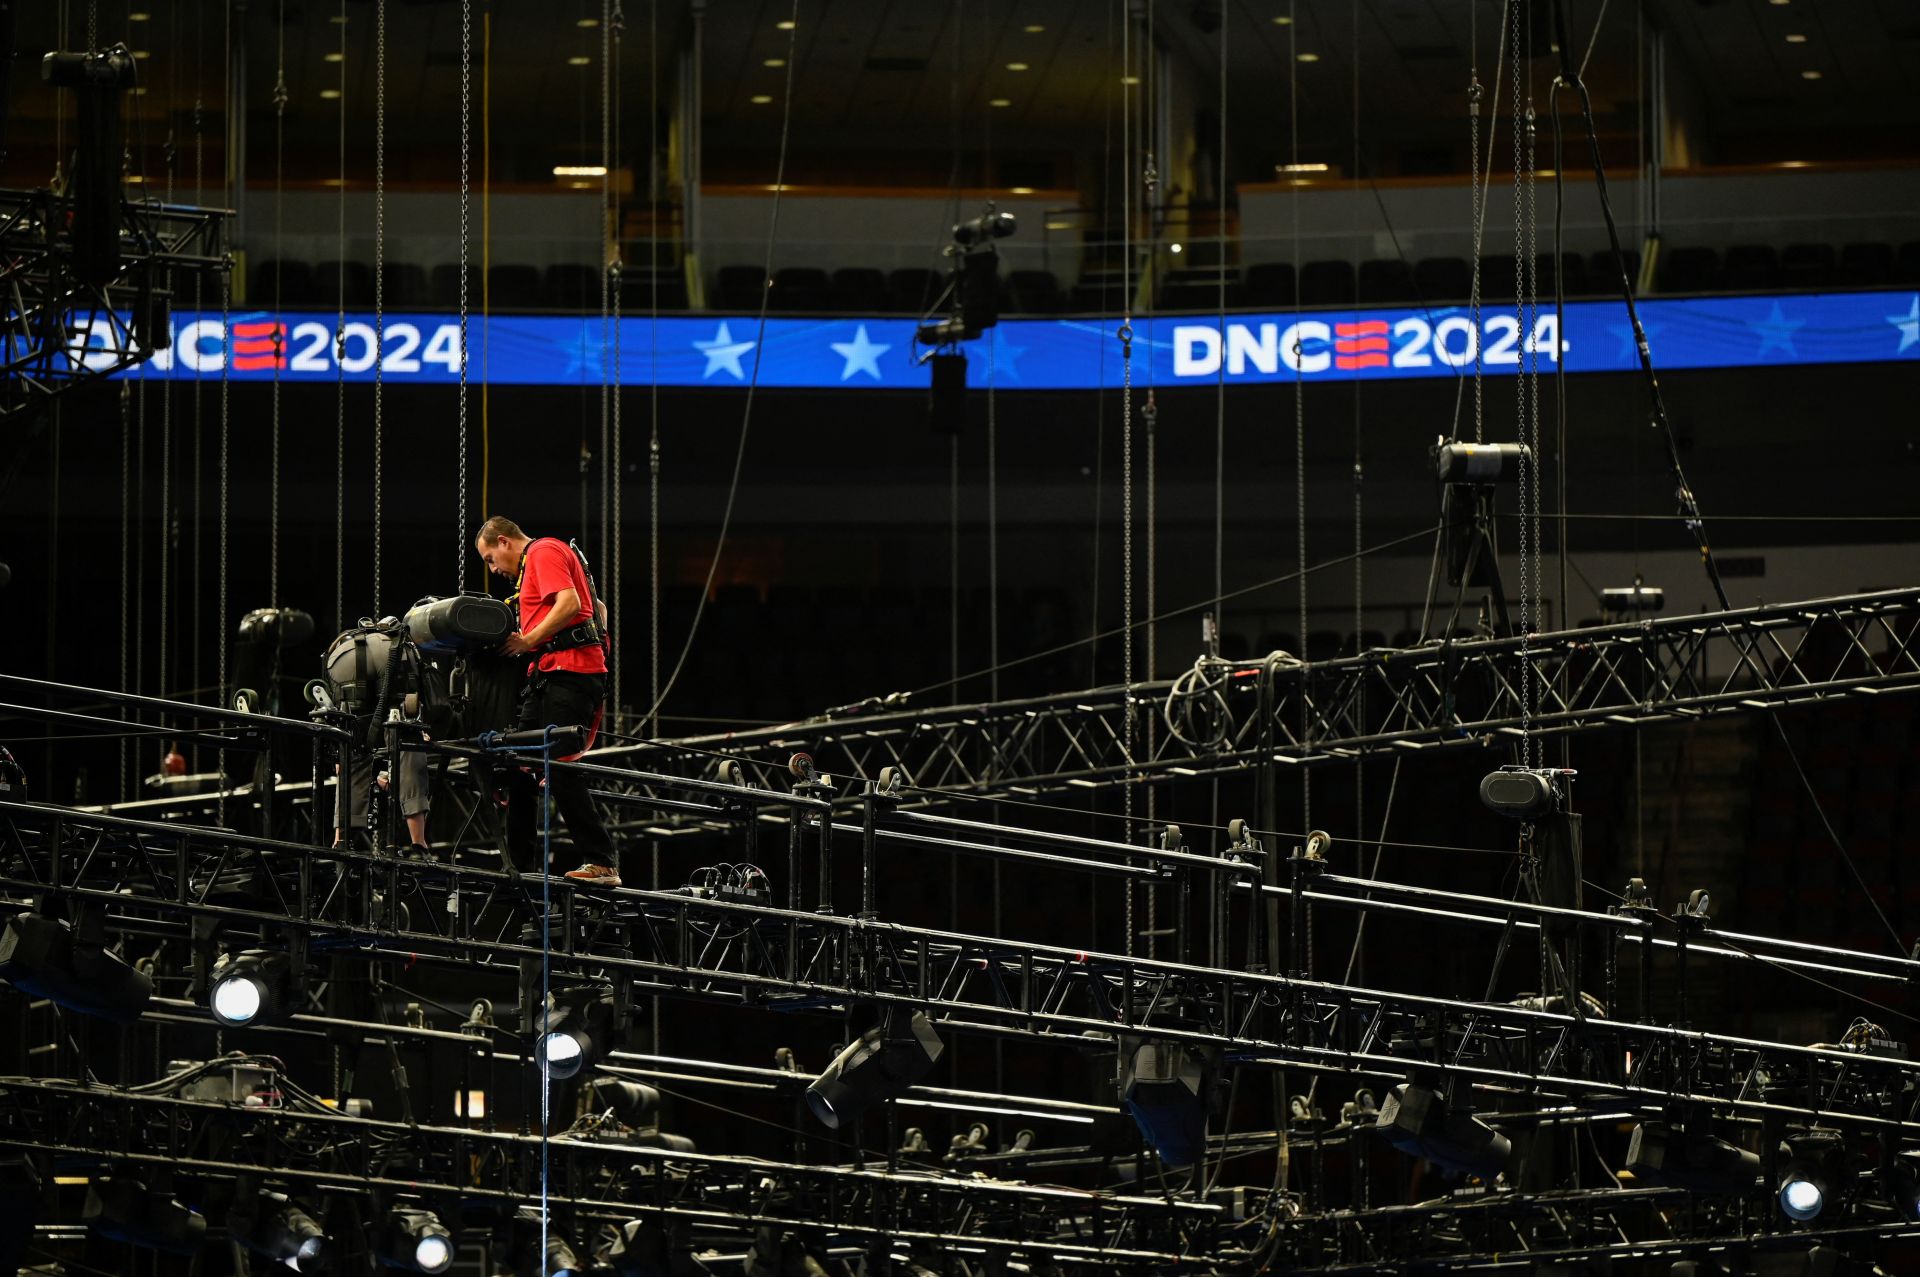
[643,0,802,724]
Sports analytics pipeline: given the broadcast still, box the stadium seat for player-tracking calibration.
[1721,244,1779,291]
[1779,243,1836,290]
[829,267,888,312]
[1005,269,1064,314]
[1413,256,1471,302]
[253,259,316,307]
[485,264,542,309]
[1298,260,1355,307]
[543,263,600,310]
[1657,246,1719,294]
[1357,259,1414,304]
[1243,262,1296,307]
[1838,242,1894,287]
[714,264,768,311]
[770,267,831,312]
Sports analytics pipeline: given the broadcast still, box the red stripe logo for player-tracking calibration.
[230,319,287,370]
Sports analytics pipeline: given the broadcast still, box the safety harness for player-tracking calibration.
[508,537,608,655]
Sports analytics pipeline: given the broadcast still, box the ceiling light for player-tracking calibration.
[751,94,773,104]
[1170,242,1183,254]
[1278,161,1330,172]
[1009,186,1034,194]
[1006,61,1030,71]
[989,97,1012,107]
[130,87,148,96]
[764,57,786,67]
[324,51,344,62]
[1770,0,1790,5]
[1801,69,1821,79]
[1785,33,1807,43]
[567,55,592,66]
[576,16,599,26]
[1272,14,1292,24]
[1024,24,1045,32]
[1297,52,1319,62]
[777,19,796,29]
[553,165,607,177]
[129,10,150,19]
[1121,74,1140,85]
[330,13,349,21]
[132,50,151,59]
[320,88,342,99]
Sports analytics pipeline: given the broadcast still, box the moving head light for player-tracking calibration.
[0,907,153,1023]
[1376,1083,1511,1180]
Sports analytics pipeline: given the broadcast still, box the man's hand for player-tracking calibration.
[501,631,535,657]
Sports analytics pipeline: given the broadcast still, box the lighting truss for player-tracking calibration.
[0,188,231,423]
[0,1075,1214,1266]
[7,801,1920,1135]
[598,587,1920,807]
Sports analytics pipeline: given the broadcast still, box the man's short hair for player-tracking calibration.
[475,515,525,545]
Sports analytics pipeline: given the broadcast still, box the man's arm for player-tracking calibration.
[502,586,582,656]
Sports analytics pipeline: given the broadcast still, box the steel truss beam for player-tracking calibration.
[0,188,231,422]
[0,1076,1213,1265]
[6,801,1920,1136]
[602,588,1920,806]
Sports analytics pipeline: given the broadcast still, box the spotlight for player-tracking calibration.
[1375,1083,1512,1180]
[598,1218,713,1276]
[1775,1128,1844,1223]
[536,986,616,1080]
[1626,1122,1761,1193]
[805,1009,945,1130]
[231,1190,327,1269]
[952,209,1017,247]
[1884,1159,1920,1221]
[82,1178,207,1255]
[743,1228,835,1277]
[208,949,293,1027]
[513,1206,584,1276]
[1120,1039,1210,1168]
[380,1204,454,1273]
[0,908,153,1023]
[589,1079,660,1128]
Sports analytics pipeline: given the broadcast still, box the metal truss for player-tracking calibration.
[7,799,1920,1137]
[0,1076,1215,1266]
[602,587,1920,806]
[0,187,230,422]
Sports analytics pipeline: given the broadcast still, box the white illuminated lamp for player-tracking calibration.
[1779,1172,1824,1221]
[539,1030,585,1079]
[211,975,263,1026]
[413,1234,452,1273]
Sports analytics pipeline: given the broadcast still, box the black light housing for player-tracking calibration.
[231,1190,327,1269]
[1884,1158,1920,1221]
[209,949,294,1028]
[1375,1083,1512,1180]
[1626,1122,1761,1193]
[536,986,617,1081]
[590,1079,661,1128]
[513,1205,584,1276]
[82,1177,207,1255]
[1120,1039,1210,1169]
[0,909,153,1023]
[1776,1128,1844,1223]
[597,1218,713,1276]
[805,1009,944,1130]
[379,1204,454,1273]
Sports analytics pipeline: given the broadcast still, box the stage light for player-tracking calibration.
[0,909,153,1023]
[1297,51,1320,62]
[536,986,616,1080]
[209,950,292,1027]
[83,1178,207,1255]
[1120,1039,1210,1168]
[231,1191,327,1269]
[1376,1083,1511,1180]
[1776,1128,1843,1223]
[590,1079,661,1127]
[513,1206,584,1276]
[1625,1122,1761,1193]
[381,1205,454,1273]
[805,1009,944,1130]
[1884,1160,1920,1220]
[751,95,773,104]
[598,1218,714,1276]
[744,1228,835,1277]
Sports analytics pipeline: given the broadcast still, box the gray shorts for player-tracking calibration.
[342,749,431,828]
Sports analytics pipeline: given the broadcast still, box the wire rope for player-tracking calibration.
[1119,0,1137,955]
[372,0,387,615]
[270,0,286,612]
[1288,0,1307,835]
[457,0,473,593]
[334,0,348,636]
[610,1,626,726]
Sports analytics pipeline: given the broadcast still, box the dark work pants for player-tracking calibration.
[503,670,615,875]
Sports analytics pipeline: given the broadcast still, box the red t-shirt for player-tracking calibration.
[517,538,607,675]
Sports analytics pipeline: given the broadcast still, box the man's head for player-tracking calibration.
[474,515,530,580]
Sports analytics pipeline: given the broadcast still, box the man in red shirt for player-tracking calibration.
[474,515,619,886]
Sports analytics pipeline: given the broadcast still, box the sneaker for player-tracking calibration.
[563,863,622,888]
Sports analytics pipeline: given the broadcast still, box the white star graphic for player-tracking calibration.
[828,324,891,381]
[1889,296,1920,355]
[693,321,756,380]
